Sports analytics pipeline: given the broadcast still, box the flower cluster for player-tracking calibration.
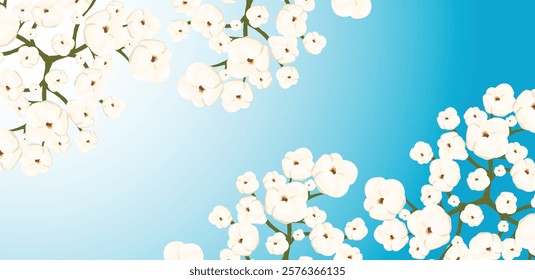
[164,147,364,260]
[369,83,535,259]
[0,0,170,176]
[170,0,372,112]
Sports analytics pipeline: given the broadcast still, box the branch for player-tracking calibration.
[83,0,96,17]
[10,124,26,133]
[510,128,524,136]
[405,198,418,212]
[2,45,24,56]
[265,219,283,234]
[308,192,324,200]
[211,60,227,68]
[251,26,270,41]
[282,224,293,260]
[467,155,483,169]
[116,48,129,62]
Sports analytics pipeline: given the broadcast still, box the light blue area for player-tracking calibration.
[0,0,534,260]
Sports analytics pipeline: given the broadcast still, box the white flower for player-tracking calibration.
[126,9,161,40]
[437,132,468,160]
[511,159,535,192]
[467,168,490,191]
[483,83,515,117]
[249,71,272,89]
[266,232,289,255]
[101,96,125,118]
[208,32,231,54]
[466,118,509,160]
[331,0,372,19]
[448,195,460,207]
[51,34,75,56]
[163,241,204,260]
[373,219,409,252]
[50,134,71,153]
[420,184,442,206]
[513,89,535,132]
[444,242,471,260]
[276,66,300,89]
[516,214,535,255]
[469,232,502,260]
[221,81,254,113]
[409,236,430,260]
[67,101,97,129]
[309,223,344,256]
[84,10,127,56]
[494,165,506,177]
[296,0,316,11]
[168,20,190,42]
[191,5,225,38]
[451,236,464,247]
[407,204,452,250]
[409,141,433,164]
[75,130,98,153]
[333,244,363,260]
[312,153,358,198]
[19,46,40,68]
[281,147,314,180]
[460,204,484,227]
[26,101,69,142]
[236,196,267,224]
[364,177,406,221]
[20,145,52,177]
[506,143,528,164]
[72,13,83,24]
[106,1,124,17]
[262,171,286,190]
[276,5,307,37]
[428,159,461,192]
[230,20,242,31]
[227,223,259,256]
[235,171,259,194]
[463,107,488,126]
[0,129,22,171]
[0,70,24,101]
[220,248,240,260]
[265,182,308,224]
[219,70,230,81]
[208,205,233,229]
[70,0,92,14]
[75,53,86,65]
[130,40,171,83]
[7,95,30,117]
[303,32,327,55]
[173,0,200,17]
[399,209,410,221]
[13,1,33,23]
[304,179,316,191]
[293,229,305,241]
[345,218,368,241]
[268,36,299,64]
[45,69,68,92]
[501,238,522,260]
[498,221,509,233]
[246,6,269,28]
[28,28,37,40]
[178,63,223,107]
[506,115,517,127]
[227,37,269,78]
[437,107,460,130]
[75,68,105,101]
[304,206,327,228]
[32,0,65,27]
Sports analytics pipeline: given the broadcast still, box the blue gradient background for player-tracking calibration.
[1,0,535,259]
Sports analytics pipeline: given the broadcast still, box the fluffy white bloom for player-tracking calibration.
[296,0,316,11]
[345,218,368,241]
[304,206,327,228]
[168,20,190,42]
[173,0,201,17]
[364,177,406,221]
[293,229,305,241]
[84,10,127,56]
[227,223,259,256]
[437,132,468,160]
[191,5,225,38]
[76,130,98,153]
[50,134,71,153]
[407,204,452,250]
[45,69,68,92]
[101,96,125,119]
[32,0,65,27]
[409,141,433,164]
[463,107,488,126]
[303,32,327,55]
[399,209,410,221]
[220,248,240,260]
[501,238,522,260]
[0,129,22,171]
[467,168,490,191]
[309,223,344,256]
[246,6,269,28]
[249,71,272,89]
[265,182,308,224]
[208,32,231,54]
[460,204,484,227]
[236,171,259,194]
[106,1,124,17]
[67,101,97,129]
[69,0,92,14]
[178,63,223,107]
[333,244,363,260]
[437,107,461,130]
[208,205,233,229]
[262,171,286,190]
[451,236,464,247]
[513,89,535,132]
[8,97,30,118]
[276,5,307,37]
[428,159,461,192]
[409,236,430,260]
[26,101,69,142]
[19,46,40,68]
[268,36,299,64]
[227,37,269,78]
[75,68,105,101]
[236,196,267,224]
[374,219,408,252]
[469,232,502,260]
[331,0,372,19]
[312,153,358,197]
[0,70,24,101]
[483,83,515,117]
[511,159,535,192]
[281,147,314,180]
[51,34,75,56]
[276,66,299,89]
[420,184,442,206]
[130,40,171,83]
[506,142,528,164]
[230,20,242,31]
[516,213,535,255]
[506,115,517,127]
[304,179,316,191]
[444,241,472,260]
[20,145,52,177]
[28,28,37,40]
[498,221,509,233]
[163,241,204,260]
[265,232,289,255]
[448,195,460,207]
[221,81,254,113]
[13,1,33,22]
[219,70,230,81]
[494,165,506,177]
[466,118,509,160]
[126,9,161,40]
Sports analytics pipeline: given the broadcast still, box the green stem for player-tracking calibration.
[10,124,26,133]
[510,128,523,136]
[251,26,269,41]
[439,214,463,260]
[242,0,253,37]
[516,204,532,213]
[245,256,251,260]
[211,60,227,68]
[2,45,24,56]
[282,224,293,260]
[406,199,418,212]
[467,155,483,169]
[116,48,129,61]
[308,192,324,200]
[83,0,96,17]
[48,90,68,105]
[265,219,283,233]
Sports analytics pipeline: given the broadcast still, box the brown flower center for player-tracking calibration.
[378,197,384,204]
[103,26,109,33]
[151,56,158,63]
[330,167,337,175]
[46,122,53,129]
[281,196,288,202]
